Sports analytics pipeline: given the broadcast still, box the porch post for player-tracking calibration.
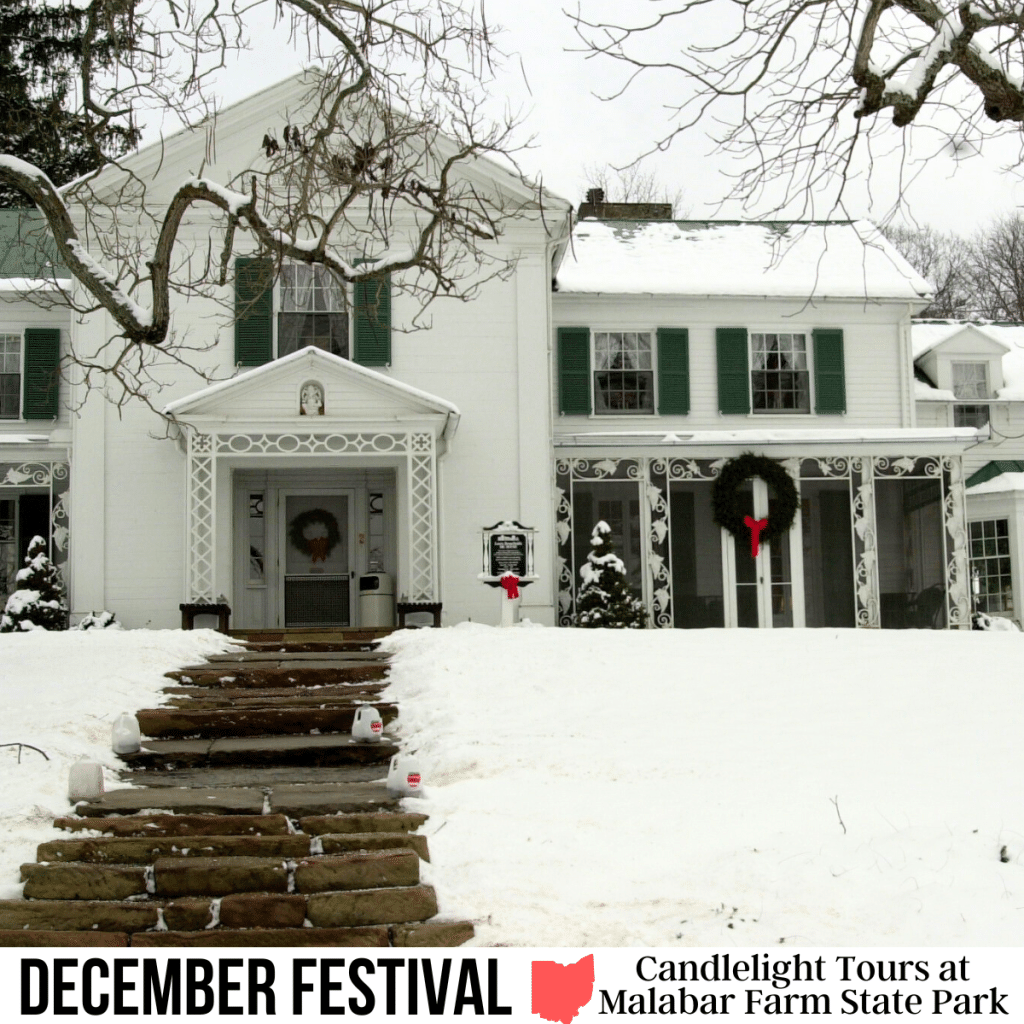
[943,456,971,629]
[646,458,672,628]
[851,457,881,627]
[186,431,217,602]
[407,432,438,602]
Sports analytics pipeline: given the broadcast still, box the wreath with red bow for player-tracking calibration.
[289,508,341,563]
[711,453,799,547]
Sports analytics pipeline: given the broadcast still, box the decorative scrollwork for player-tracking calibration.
[800,456,851,478]
[942,458,970,628]
[852,461,880,628]
[873,456,942,478]
[1,462,55,488]
[216,432,407,455]
[569,458,640,481]
[666,458,724,481]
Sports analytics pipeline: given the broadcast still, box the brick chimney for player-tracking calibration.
[577,188,672,221]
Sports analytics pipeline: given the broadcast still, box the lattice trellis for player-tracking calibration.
[408,434,437,602]
[187,434,216,602]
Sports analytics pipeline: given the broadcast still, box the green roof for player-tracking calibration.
[965,461,1024,489]
[0,210,68,279]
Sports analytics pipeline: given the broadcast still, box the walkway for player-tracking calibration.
[0,630,473,947]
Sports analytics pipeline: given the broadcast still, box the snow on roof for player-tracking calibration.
[554,219,932,300]
[967,471,1024,495]
[912,321,1024,400]
[555,426,983,447]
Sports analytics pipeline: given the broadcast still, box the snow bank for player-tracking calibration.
[383,625,1024,946]
[0,629,235,897]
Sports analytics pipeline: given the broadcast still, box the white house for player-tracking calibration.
[913,321,1024,625]
[0,76,987,632]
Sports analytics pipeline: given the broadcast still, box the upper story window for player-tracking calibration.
[0,334,21,419]
[593,331,654,414]
[952,361,990,428]
[751,332,810,413]
[278,264,348,358]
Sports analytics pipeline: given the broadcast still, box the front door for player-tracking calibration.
[725,479,799,627]
[279,491,354,627]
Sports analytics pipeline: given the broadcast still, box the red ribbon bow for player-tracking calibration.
[500,574,520,600]
[743,515,769,558]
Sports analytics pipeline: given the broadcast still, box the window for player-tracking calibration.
[278,264,348,358]
[952,361,989,428]
[970,519,1013,615]
[955,405,989,428]
[0,334,21,419]
[593,331,654,414]
[751,332,810,413]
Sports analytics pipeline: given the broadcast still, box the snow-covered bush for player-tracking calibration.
[574,521,646,629]
[77,611,121,630]
[0,536,67,632]
[972,611,1021,632]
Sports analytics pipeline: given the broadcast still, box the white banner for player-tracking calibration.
[2,947,1019,1021]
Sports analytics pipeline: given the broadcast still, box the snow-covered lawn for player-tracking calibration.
[383,625,1024,946]
[2,624,1022,947]
[0,629,234,898]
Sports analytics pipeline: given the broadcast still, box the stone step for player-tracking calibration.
[38,831,428,864]
[165,666,388,686]
[162,683,389,700]
[76,782,398,817]
[306,884,438,928]
[299,812,428,835]
[207,651,391,663]
[119,734,398,770]
[53,814,292,837]
[162,690,393,710]
[0,931,129,947]
[231,628,392,643]
[136,704,398,738]
[243,641,381,653]
[0,899,161,932]
[131,927,391,947]
[118,765,387,788]
[21,849,420,900]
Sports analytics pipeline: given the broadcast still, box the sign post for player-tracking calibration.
[479,521,538,626]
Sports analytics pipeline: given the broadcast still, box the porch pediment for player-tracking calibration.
[164,347,459,439]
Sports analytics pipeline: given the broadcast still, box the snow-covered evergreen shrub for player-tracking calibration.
[972,611,1021,632]
[77,611,120,630]
[574,521,646,629]
[0,536,67,632]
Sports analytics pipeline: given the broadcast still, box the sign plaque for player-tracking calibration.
[479,520,537,588]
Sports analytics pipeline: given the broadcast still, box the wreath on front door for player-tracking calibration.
[289,508,341,563]
[711,453,799,546]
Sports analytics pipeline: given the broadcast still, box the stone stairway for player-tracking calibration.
[0,630,473,947]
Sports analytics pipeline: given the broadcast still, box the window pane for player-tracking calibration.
[751,333,809,414]
[593,333,654,414]
[278,313,348,358]
[952,362,988,400]
[970,518,1014,614]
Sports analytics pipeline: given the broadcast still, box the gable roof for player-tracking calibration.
[164,346,460,440]
[77,71,566,213]
[553,219,931,301]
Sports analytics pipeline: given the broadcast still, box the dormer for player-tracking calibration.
[914,324,1011,397]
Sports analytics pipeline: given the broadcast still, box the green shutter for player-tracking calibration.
[657,328,689,415]
[234,257,273,366]
[716,327,749,414]
[22,328,60,419]
[353,271,391,366]
[558,327,591,415]
[813,328,846,414]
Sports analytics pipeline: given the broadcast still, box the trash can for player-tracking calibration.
[359,572,395,628]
